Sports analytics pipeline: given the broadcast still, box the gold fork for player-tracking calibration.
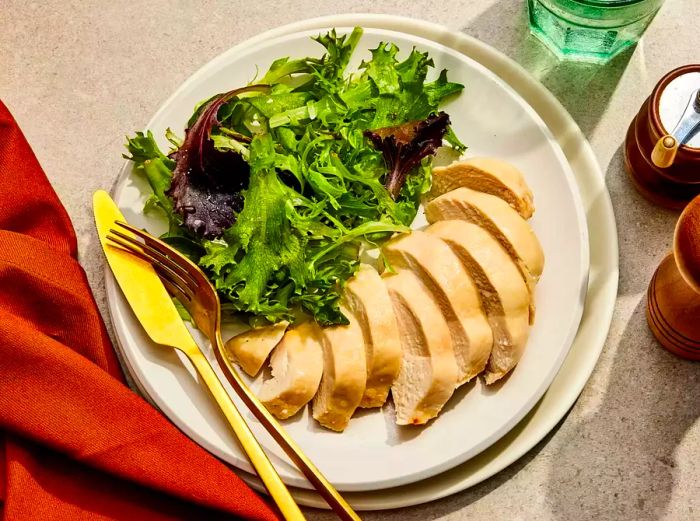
[107,220,361,521]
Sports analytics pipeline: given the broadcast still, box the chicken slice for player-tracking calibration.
[225,321,289,376]
[426,188,543,280]
[344,264,402,408]
[428,158,534,218]
[384,270,458,425]
[258,322,323,420]
[427,220,530,384]
[312,304,367,431]
[425,187,544,323]
[383,232,492,384]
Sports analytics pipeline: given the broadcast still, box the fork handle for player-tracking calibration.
[213,334,362,521]
[185,348,306,521]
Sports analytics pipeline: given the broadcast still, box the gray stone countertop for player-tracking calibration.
[2,1,699,519]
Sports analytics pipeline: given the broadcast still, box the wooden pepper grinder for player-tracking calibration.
[647,195,700,358]
[625,65,700,209]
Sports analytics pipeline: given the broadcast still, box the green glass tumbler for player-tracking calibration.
[528,0,664,62]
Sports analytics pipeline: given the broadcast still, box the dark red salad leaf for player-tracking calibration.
[167,84,269,239]
[365,111,450,200]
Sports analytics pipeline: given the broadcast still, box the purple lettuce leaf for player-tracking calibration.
[364,111,450,200]
[167,84,269,239]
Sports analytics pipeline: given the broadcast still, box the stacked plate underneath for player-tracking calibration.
[106,15,618,510]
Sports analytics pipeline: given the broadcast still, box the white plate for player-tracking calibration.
[108,18,595,494]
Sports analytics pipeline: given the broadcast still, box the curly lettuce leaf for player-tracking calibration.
[308,27,363,95]
[124,131,175,222]
[362,43,401,95]
[199,133,407,324]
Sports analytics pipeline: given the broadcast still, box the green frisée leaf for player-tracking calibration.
[363,43,401,95]
[424,69,465,107]
[124,131,175,169]
[123,132,178,226]
[247,92,311,118]
[308,27,363,94]
[210,134,250,159]
[259,57,312,84]
[165,128,183,149]
[444,125,467,152]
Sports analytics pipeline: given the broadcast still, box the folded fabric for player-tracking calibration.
[0,100,280,521]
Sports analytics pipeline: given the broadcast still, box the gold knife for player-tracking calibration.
[93,190,305,520]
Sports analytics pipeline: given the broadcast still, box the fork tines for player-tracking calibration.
[105,222,197,302]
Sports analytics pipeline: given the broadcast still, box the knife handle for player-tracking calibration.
[184,347,306,521]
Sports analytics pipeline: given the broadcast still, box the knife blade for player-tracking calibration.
[92,190,196,348]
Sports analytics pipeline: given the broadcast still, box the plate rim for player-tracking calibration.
[106,13,617,508]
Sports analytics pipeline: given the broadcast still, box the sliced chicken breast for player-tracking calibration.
[427,220,530,384]
[383,232,492,384]
[258,322,323,419]
[344,264,402,408]
[426,187,544,280]
[225,321,289,376]
[312,304,367,431]
[428,158,534,219]
[383,270,458,425]
[425,187,545,323]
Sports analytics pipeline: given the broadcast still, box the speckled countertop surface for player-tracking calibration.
[3,1,699,519]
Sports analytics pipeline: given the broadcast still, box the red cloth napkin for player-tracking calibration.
[0,100,280,521]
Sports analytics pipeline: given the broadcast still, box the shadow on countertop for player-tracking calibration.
[461,0,635,139]
[544,295,700,521]
[604,145,678,298]
[542,150,695,520]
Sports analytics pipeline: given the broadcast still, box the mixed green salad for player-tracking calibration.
[125,27,465,326]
